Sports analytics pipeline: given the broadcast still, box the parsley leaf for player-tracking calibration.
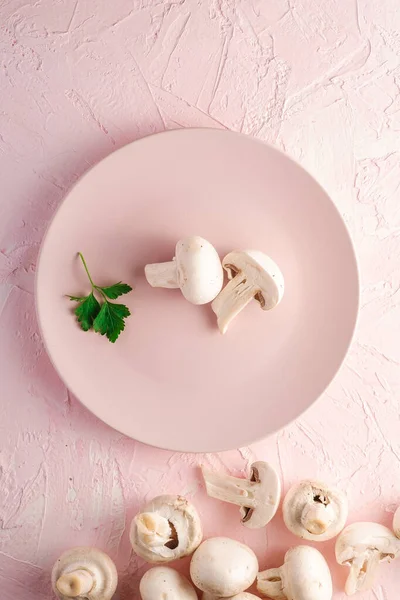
[74,293,101,331]
[67,253,132,343]
[100,282,133,300]
[93,302,131,343]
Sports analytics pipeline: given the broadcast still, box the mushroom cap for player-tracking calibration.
[282,546,332,600]
[222,250,284,310]
[190,537,258,597]
[140,567,197,600]
[393,506,400,538]
[175,236,223,305]
[242,461,281,528]
[51,547,117,600]
[283,480,348,541]
[130,495,202,563]
[335,522,400,565]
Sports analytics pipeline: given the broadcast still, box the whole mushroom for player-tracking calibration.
[130,495,202,563]
[257,546,332,600]
[202,461,281,529]
[335,522,400,595]
[393,506,400,538]
[190,537,258,597]
[211,250,284,334]
[140,567,197,600]
[145,236,223,305]
[203,594,261,600]
[51,547,117,600]
[283,480,348,541]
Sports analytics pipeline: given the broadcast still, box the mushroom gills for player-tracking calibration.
[345,551,382,595]
[130,495,203,563]
[136,511,180,550]
[283,480,348,542]
[212,271,259,334]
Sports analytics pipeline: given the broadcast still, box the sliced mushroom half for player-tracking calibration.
[257,546,332,600]
[335,522,400,595]
[202,461,281,529]
[211,250,284,334]
[283,480,348,541]
[130,495,202,563]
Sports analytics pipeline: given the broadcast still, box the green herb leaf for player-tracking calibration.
[99,282,133,300]
[74,293,101,331]
[93,302,131,343]
[67,253,133,343]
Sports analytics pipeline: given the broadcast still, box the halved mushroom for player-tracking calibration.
[257,546,332,600]
[202,461,281,529]
[130,495,202,563]
[393,506,400,538]
[190,537,258,597]
[140,567,197,600]
[283,480,348,541]
[335,522,400,595]
[211,250,284,334]
[51,547,117,600]
[145,236,223,305]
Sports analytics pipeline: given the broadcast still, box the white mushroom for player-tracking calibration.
[202,462,281,529]
[51,547,117,600]
[130,495,202,563]
[335,522,400,595]
[145,236,223,305]
[190,537,258,597]
[283,480,348,541]
[203,594,261,600]
[257,546,332,600]
[393,506,400,538]
[140,567,197,600]
[211,250,284,334]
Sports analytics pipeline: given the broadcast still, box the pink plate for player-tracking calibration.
[36,129,359,452]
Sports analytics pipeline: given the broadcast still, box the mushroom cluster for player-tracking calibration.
[145,236,284,333]
[50,470,400,599]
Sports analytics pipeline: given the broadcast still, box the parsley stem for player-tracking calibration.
[78,252,96,288]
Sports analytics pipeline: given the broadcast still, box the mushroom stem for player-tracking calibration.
[257,569,286,600]
[135,512,173,548]
[301,502,335,535]
[56,570,94,597]
[345,552,380,595]
[202,468,258,509]
[144,261,179,289]
[212,272,257,334]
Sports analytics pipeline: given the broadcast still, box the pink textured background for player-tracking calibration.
[0,1,399,599]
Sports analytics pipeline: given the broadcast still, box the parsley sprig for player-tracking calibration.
[67,253,132,343]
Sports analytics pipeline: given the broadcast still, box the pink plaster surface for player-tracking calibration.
[0,0,399,599]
